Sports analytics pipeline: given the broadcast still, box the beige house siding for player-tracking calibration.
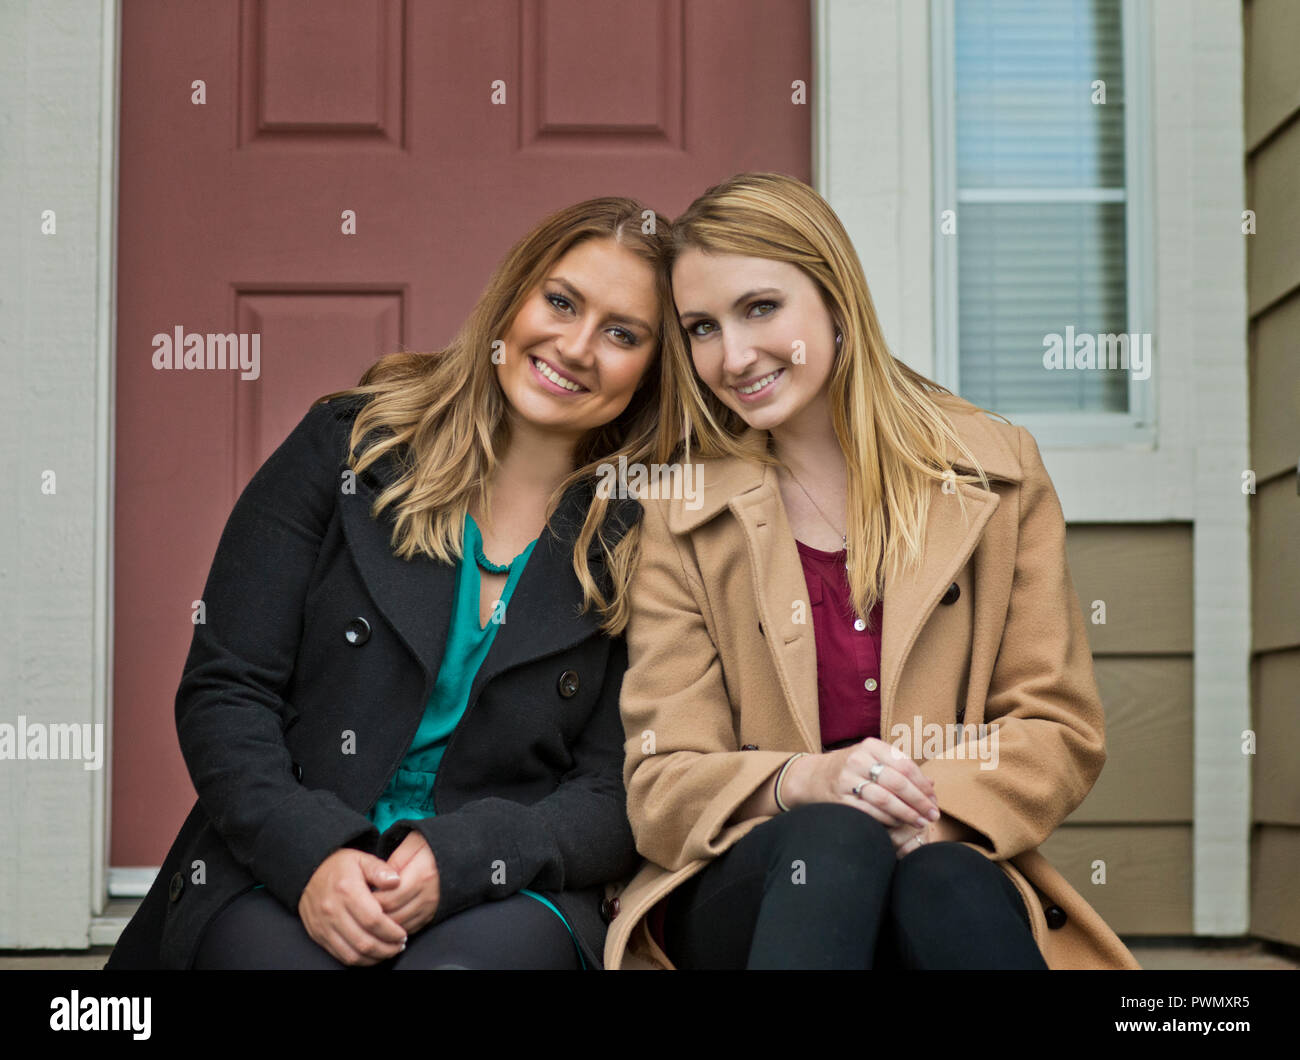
[1038,525,1195,934]
[1244,0,1300,948]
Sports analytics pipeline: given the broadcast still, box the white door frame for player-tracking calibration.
[0,0,120,948]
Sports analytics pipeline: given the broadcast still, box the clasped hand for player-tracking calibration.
[297,830,440,966]
[781,736,973,857]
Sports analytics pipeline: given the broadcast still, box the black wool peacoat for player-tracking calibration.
[106,394,643,969]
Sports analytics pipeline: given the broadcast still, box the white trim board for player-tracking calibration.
[108,867,159,900]
[93,0,121,929]
[0,0,121,950]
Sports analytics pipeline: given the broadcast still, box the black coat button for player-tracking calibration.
[600,896,620,923]
[344,616,371,645]
[557,670,580,698]
[941,582,960,605]
[292,762,303,782]
[741,744,759,751]
[1045,904,1068,930]
[167,871,185,902]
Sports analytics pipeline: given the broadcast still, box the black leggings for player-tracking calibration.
[664,802,1048,969]
[192,888,581,970]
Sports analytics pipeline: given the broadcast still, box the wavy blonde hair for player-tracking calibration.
[315,198,674,635]
[661,172,1009,623]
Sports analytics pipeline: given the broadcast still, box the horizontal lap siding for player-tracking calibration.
[1245,0,1300,948]
[1251,474,1300,651]
[1251,828,1300,946]
[1252,650,1300,826]
[1048,525,1196,933]
[1039,825,1193,935]
[1249,484,1299,945]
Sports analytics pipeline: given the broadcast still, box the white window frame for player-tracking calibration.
[930,0,1156,450]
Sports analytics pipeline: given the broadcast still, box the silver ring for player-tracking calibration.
[852,762,888,799]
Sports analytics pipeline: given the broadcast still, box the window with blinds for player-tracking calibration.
[933,0,1152,437]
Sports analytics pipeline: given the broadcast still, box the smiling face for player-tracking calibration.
[494,236,660,445]
[672,249,837,435]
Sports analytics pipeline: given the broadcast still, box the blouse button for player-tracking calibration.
[853,618,866,631]
[864,678,878,693]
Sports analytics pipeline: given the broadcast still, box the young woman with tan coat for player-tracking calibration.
[603,173,1140,970]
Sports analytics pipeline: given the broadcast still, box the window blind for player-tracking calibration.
[953,0,1129,414]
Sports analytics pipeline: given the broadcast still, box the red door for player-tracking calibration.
[113,0,811,866]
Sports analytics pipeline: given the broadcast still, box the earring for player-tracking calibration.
[835,330,843,347]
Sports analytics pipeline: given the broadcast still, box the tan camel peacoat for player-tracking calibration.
[603,393,1141,970]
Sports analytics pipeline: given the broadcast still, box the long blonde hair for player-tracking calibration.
[316,198,674,635]
[661,172,1008,622]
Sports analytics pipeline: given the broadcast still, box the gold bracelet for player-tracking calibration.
[773,753,808,813]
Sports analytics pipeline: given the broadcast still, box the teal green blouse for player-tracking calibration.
[367,512,583,965]
[367,511,536,832]
[259,512,584,966]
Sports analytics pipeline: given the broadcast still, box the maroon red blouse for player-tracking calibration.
[648,538,883,957]
[795,538,883,747]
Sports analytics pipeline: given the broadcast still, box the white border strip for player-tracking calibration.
[1176,3,1251,937]
[92,0,121,926]
[930,0,957,399]
[957,188,1127,203]
[108,867,158,900]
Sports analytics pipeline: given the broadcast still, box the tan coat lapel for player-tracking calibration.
[877,480,1001,737]
[728,481,821,751]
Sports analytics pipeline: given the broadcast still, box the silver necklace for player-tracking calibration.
[781,462,849,568]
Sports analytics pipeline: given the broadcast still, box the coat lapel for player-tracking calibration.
[668,417,1022,751]
[876,481,999,737]
[727,477,822,752]
[338,450,641,704]
[338,463,456,694]
[467,480,642,709]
